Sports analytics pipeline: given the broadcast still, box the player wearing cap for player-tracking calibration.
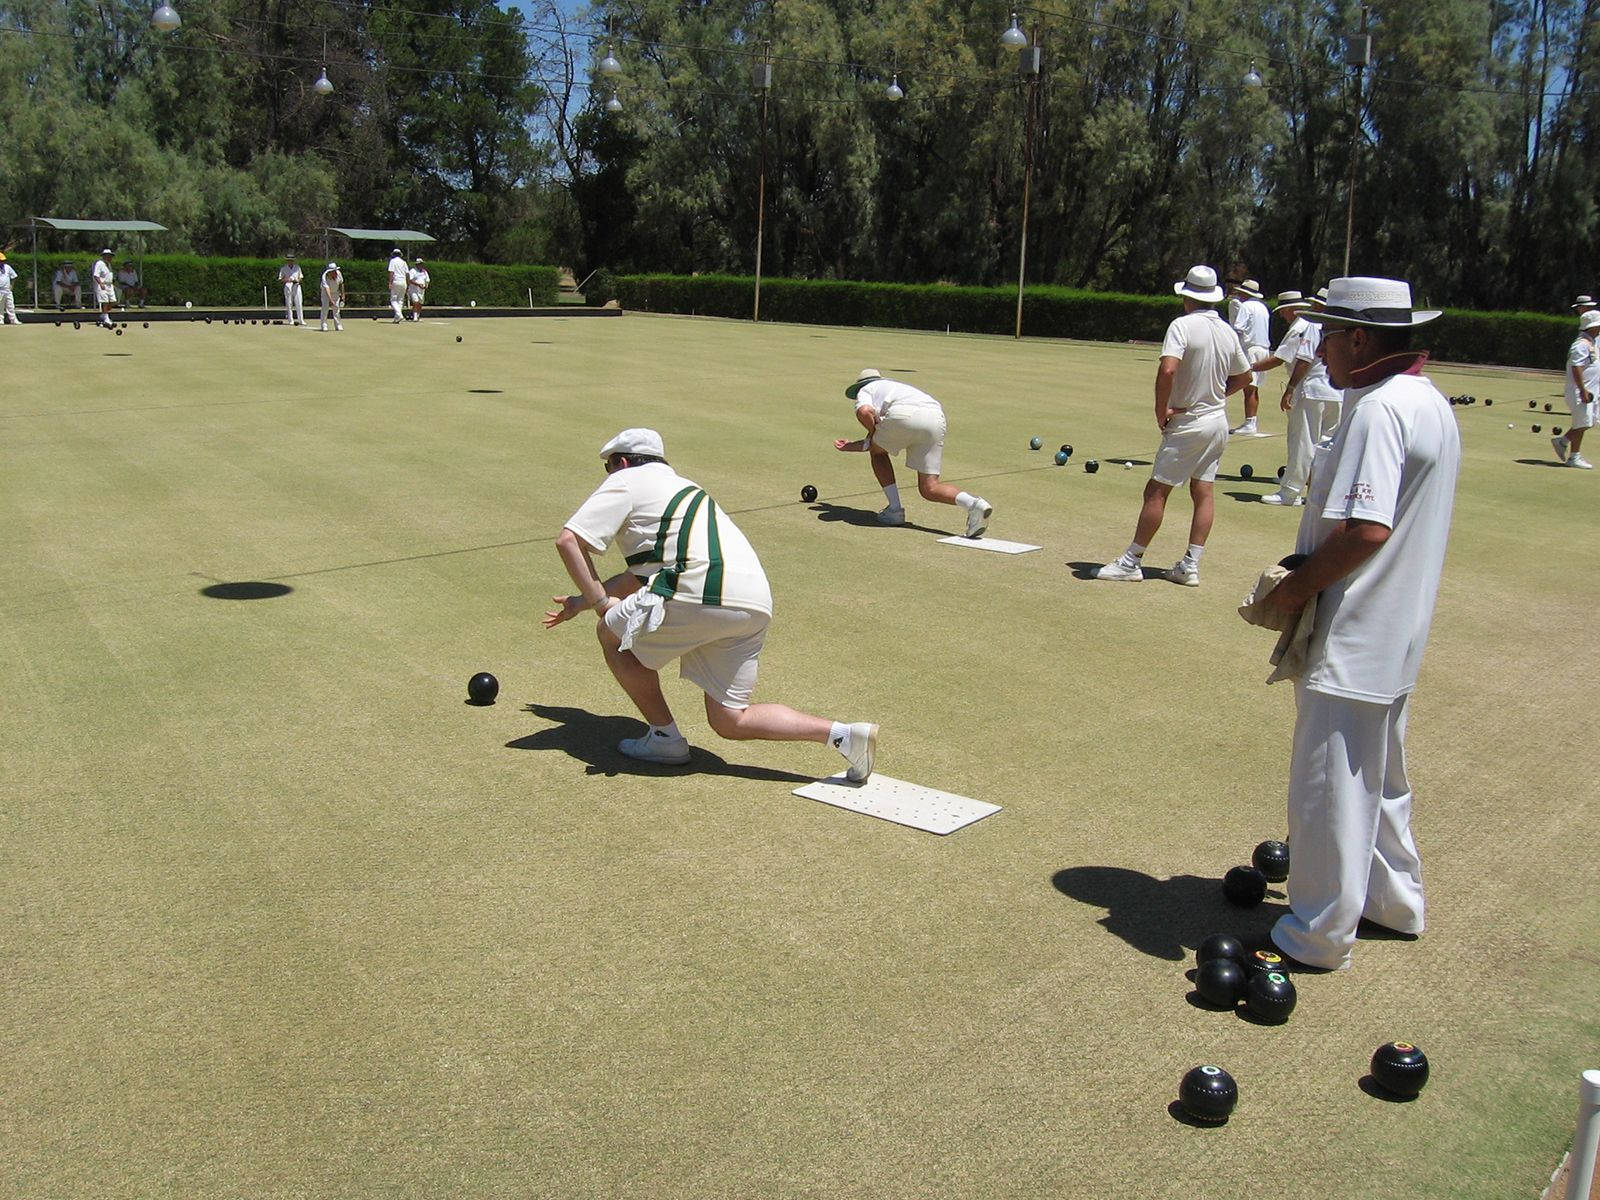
[406,258,429,321]
[279,254,304,326]
[1095,265,1252,587]
[833,370,993,537]
[1228,278,1272,436]
[386,249,408,323]
[1553,309,1599,469]
[545,428,879,778]
[319,262,345,332]
[91,249,117,328]
[1261,275,1459,971]
[0,252,18,325]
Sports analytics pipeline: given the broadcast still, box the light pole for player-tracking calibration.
[1002,13,1042,339]
[753,43,772,322]
[1342,8,1370,275]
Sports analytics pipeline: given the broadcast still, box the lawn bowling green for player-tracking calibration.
[0,313,1593,1199]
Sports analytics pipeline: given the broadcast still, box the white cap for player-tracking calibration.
[101,248,114,255]
[599,428,665,459]
[1174,265,1224,303]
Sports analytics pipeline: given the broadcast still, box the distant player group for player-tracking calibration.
[275,248,429,331]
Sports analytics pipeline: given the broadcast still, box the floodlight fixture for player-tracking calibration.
[1242,61,1263,88]
[1000,12,1029,48]
[605,91,623,112]
[885,74,904,101]
[151,2,180,32]
[598,45,623,77]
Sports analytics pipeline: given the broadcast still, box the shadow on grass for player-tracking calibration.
[511,703,814,783]
[1050,865,1288,963]
[810,500,952,536]
[1513,458,1570,468]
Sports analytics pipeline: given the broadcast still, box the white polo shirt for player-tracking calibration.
[1293,322,1340,402]
[387,256,408,289]
[1565,334,1597,405]
[565,462,773,616]
[1274,316,1311,364]
[852,378,942,419]
[91,259,114,288]
[1233,298,1271,350]
[1294,370,1460,703]
[279,263,302,284]
[322,268,342,295]
[1161,309,1252,417]
[0,263,16,291]
[407,267,429,293]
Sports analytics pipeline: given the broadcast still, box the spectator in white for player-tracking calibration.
[91,249,117,329]
[833,370,993,537]
[544,427,879,778]
[319,262,345,332]
[1252,290,1340,506]
[53,261,82,309]
[386,248,408,322]
[0,252,19,325]
[406,257,430,321]
[1096,265,1252,586]
[1229,278,1272,436]
[1262,275,1459,972]
[1552,309,1599,470]
[279,254,305,326]
[115,261,148,308]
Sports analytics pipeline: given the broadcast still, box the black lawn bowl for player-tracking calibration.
[467,672,500,705]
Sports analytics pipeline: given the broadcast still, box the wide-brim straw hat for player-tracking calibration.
[1274,290,1308,310]
[1303,277,1441,327]
[845,368,883,400]
[1233,278,1264,299]
[1173,265,1224,304]
[1571,295,1594,309]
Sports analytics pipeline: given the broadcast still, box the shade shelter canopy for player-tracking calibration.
[26,216,169,309]
[324,227,435,260]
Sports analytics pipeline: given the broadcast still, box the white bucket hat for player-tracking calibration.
[326,261,338,270]
[845,368,883,400]
[1303,277,1440,327]
[1233,278,1264,299]
[1580,310,1600,331]
[1173,265,1224,304]
[599,428,665,460]
[1571,295,1594,310]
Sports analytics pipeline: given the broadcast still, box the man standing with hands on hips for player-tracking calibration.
[1262,276,1460,972]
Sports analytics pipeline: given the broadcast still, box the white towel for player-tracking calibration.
[617,592,667,652]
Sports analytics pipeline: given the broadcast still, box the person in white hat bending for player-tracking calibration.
[1553,308,1599,469]
[1095,265,1252,586]
[544,428,879,778]
[1228,278,1272,436]
[1260,275,1460,972]
[386,248,408,323]
[833,370,993,538]
[406,257,429,321]
[91,249,117,328]
[319,262,345,332]
[278,254,304,325]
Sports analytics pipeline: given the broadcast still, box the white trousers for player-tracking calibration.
[283,281,303,323]
[1280,386,1342,497]
[1272,682,1425,970]
[0,290,16,324]
[389,284,405,319]
[53,283,82,307]
[320,290,342,329]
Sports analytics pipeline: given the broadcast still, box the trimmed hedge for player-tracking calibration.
[64,254,560,308]
[612,274,1576,370]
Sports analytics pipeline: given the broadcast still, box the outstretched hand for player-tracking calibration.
[834,438,856,451]
[542,594,583,629]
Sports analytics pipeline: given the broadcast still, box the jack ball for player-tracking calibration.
[1251,839,1290,882]
[1194,957,1247,1008]
[467,672,499,705]
[800,484,818,503]
[1222,865,1268,907]
[1178,1065,1237,1123]
[1370,1042,1429,1098]
[1244,970,1297,1023]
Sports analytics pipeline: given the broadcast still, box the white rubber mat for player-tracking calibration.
[794,773,1002,835]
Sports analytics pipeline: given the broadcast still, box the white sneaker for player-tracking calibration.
[1229,420,1259,436]
[1096,557,1144,581]
[876,506,907,526]
[841,722,878,782]
[1569,454,1594,469]
[964,498,993,538]
[1169,559,1200,587]
[1260,491,1304,506]
[1552,435,1570,462]
[319,324,327,331]
[618,730,691,765]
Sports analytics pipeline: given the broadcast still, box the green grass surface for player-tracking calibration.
[2,313,1595,1198]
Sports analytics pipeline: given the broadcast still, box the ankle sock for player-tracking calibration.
[883,484,902,509]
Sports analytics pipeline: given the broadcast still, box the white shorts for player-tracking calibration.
[872,404,947,475]
[407,287,424,303]
[94,283,116,305]
[1567,395,1596,431]
[604,594,769,708]
[1152,411,1229,485]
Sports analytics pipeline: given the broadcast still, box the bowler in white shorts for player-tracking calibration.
[833,369,993,538]
[545,427,879,778]
[1552,309,1598,469]
[1096,265,1252,586]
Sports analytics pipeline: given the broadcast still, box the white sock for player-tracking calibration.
[1185,543,1205,564]
[955,491,977,509]
[883,484,902,509]
[829,721,850,757]
[1125,542,1147,562]
[649,721,682,741]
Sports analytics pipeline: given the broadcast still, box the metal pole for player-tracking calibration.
[754,46,770,324]
[1015,41,1038,340]
[1343,6,1369,276]
[1565,1070,1600,1200]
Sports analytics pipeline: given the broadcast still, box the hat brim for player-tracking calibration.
[1304,309,1441,328]
[845,377,879,400]
[1174,282,1225,303]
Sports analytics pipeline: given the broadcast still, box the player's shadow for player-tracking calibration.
[1050,865,1287,963]
[809,501,950,536]
[1513,458,1569,468]
[1222,489,1274,503]
[1066,560,1166,581]
[511,703,813,783]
